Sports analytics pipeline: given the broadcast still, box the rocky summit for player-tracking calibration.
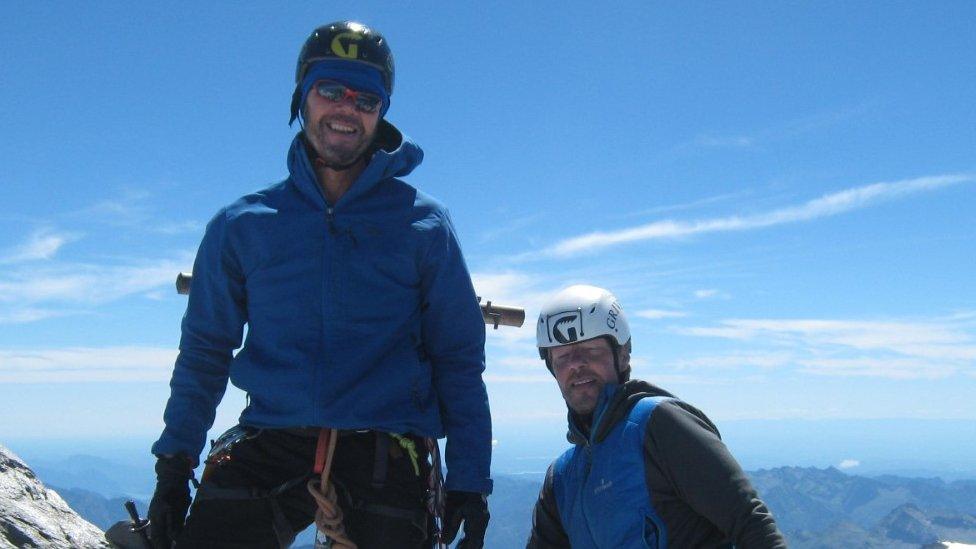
[0,444,108,548]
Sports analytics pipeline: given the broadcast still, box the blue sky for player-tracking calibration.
[1,3,974,472]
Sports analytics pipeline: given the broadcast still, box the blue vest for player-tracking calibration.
[552,396,670,549]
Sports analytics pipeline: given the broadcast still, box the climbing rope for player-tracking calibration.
[305,430,446,549]
[307,428,357,549]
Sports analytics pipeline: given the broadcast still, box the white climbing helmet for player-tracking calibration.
[536,284,631,362]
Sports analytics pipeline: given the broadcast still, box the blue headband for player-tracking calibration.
[299,60,391,121]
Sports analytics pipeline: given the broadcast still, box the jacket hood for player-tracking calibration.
[567,379,677,445]
[287,118,424,208]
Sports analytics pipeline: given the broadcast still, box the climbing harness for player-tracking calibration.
[191,425,446,548]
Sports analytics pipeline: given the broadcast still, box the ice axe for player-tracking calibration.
[175,272,525,329]
[104,500,152,549]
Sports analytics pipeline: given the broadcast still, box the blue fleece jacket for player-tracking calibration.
[152,121,492,494]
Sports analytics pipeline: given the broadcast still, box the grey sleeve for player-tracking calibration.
[526,464,570,549]
[646,401,787,549]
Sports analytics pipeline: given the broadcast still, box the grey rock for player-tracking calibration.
[1,444,108,548]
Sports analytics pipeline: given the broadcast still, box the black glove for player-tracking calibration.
[148,454,194,549]
[442,490,489,549]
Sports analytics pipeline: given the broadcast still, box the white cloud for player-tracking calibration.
[542,173,973,257]
[0,257,189,306]
[492,355,545,371]
[621,190,754,219]
[671,353,794,370]
[483,374,553,384]
[838,459,860,469]
[477,212,545,244]
[694,289,720,299]
[491,409,565,421]
[76,190,203,235]
[143,290,168,301]
[471,271,541,307]
[0,346,177,383]
[0,308,76,324]
[695,135,754,148]
[662,106,864,159]
[0,253,192,325]
[798,357,959,380]
[0,229,79,264]
[684,318,976,362]
[635,309,687,320]
[676,315,976,379]
[155,220,204,235]
[81,189,152,225]
[628,370,733,386]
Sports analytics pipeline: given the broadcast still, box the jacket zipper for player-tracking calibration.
[318,204,336,424]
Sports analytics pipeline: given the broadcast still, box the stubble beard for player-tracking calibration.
[568,395,597,416]
[562,379,602,416]
[309,116,375,170]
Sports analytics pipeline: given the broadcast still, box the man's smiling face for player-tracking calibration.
[303,80,380,169]
[550,337,617,416]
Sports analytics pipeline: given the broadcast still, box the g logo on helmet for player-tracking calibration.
[330,32,361,59]
[547,312,584,345]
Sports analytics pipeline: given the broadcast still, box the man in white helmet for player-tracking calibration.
[527,285,786,548]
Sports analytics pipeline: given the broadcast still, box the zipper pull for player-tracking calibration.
[326,207,337,235]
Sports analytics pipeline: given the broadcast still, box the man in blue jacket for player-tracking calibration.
[148,21,491,548]
[527,285,785,548]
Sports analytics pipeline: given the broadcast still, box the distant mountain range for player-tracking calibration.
[29,453,156,501]
[750,466,976,548]
[47,486,149,533]
[44,462,976,548]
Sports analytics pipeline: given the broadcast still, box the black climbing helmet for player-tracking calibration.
[289,21,395,123]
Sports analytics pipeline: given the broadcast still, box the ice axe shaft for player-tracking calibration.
[176,272,525,328]
[124,500,151,548]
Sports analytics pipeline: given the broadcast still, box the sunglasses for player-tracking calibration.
[313,80,383,114]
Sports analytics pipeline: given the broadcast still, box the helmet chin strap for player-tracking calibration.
[612,346,628,384]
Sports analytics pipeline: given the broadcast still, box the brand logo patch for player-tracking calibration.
[330,32,361,59]
[546,310,584,344]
